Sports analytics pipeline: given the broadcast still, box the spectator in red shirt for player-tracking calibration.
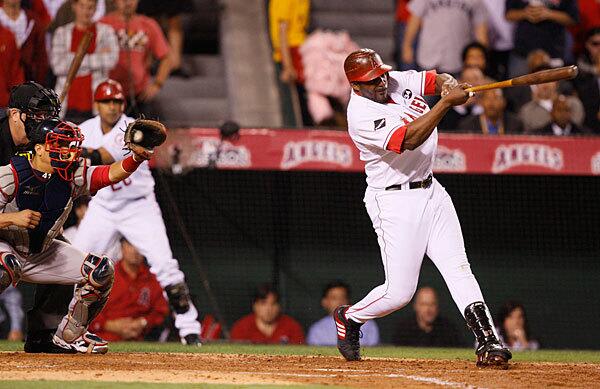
[0,24,24,106]
[230,284,304,345]
[100,0,172,115]
[51,0,119,123]
[90,238,169,341]
[0,0,48,84]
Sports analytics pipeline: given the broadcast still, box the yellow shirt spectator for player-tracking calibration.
[269,0,310,62]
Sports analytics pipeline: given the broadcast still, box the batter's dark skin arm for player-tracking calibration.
[402,84,472,150]
[435,73,458,95]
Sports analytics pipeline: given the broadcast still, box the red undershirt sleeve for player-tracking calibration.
[423,70,437,95]
[89,165,112,193]
[385,125,408,153]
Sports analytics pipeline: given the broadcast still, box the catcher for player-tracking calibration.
[0,117,165,353]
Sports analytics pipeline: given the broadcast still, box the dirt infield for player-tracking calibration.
[1,352,599,388]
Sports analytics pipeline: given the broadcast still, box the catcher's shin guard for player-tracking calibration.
[0,253,22,293]
[165,282,192,314]
[56,254,114,343]
[464,302,512,368]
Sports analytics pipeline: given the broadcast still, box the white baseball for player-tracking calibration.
[133,130,144,143]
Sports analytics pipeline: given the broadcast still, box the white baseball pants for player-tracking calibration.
[346,178,484,323]
[73,194,200,337]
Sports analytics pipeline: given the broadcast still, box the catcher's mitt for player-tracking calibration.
[123,119,167,160]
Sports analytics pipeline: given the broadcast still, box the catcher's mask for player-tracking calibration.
[30,119,84,181]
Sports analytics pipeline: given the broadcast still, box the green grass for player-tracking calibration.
[1,340,600,363]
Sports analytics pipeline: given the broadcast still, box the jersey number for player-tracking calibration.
[110,178,132,191]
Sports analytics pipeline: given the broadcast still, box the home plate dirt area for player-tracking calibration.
[2,352,599,388]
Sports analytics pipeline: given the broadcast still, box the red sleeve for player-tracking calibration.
[31,0,52,30]
[424,70,437,95]
[143,276,170,330]
[6,30,24,86]
[89,165,112,193]
[148,18,170,60]
[34,18,48,83]
[385,125,408,153]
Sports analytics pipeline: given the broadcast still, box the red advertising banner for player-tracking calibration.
[153,128,600,176]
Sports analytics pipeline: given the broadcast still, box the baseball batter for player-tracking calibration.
[72,80,201,345]
[334,49,512,367]
[0,118,151,353]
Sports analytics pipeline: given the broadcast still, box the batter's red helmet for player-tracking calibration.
[94,79,125,102]
[344,49,392,82]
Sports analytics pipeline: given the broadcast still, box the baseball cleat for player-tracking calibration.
[25,330,76,354]
[476,341,512,369]
[334,305,362,361]
[52,332,108,354]
[181,333,202,346]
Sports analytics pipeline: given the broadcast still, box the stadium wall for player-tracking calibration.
[155,169,600,349]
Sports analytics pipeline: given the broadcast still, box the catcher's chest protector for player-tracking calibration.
[11,156,72,254]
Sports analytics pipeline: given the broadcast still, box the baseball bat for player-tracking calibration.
[59,31,94,103]
[465,65,579,93]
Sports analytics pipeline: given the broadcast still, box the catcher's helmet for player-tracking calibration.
[94,79,125,102]
[29,118,84,181]
[8,82,61,136]
[344,49,392,83]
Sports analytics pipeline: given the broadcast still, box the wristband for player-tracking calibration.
[121,155,143,173]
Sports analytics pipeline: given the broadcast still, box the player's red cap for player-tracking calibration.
[94,79,125,102]
[344,48,392,82]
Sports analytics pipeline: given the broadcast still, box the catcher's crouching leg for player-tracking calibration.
[465,302,512,369]
[54,254,114,354]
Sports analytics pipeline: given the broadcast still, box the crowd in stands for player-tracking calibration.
[273,0,600,134]
[1,0,597,134]
[0,0,192,121]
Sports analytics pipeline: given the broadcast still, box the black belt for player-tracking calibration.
[385,174,433,191]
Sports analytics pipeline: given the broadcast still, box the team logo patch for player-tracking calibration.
[373,118,386,131]
[402,89,412,99]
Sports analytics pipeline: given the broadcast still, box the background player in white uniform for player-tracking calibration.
[73,80,201,345]
[0,118,151,353]
[334,49,512,368]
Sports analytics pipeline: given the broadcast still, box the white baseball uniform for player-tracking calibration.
[345,70,485,323]
[72,114,200,337]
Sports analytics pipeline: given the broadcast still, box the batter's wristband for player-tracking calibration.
[121,155,142,173]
